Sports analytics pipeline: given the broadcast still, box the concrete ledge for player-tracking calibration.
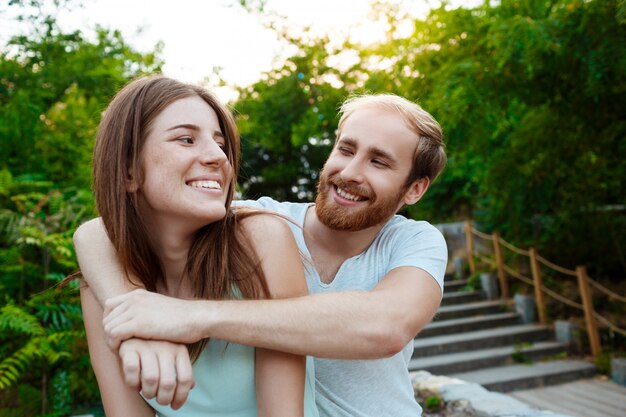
[411,371,573,417]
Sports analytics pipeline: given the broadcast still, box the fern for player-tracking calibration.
[0,304,45,337]
[0,338,45,389]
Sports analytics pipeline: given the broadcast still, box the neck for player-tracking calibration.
[143,215,195,296]
[304,206,386,258]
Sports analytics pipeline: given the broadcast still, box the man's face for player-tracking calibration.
[315,106,419,231]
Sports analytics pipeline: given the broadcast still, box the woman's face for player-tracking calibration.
[133,95,233,232]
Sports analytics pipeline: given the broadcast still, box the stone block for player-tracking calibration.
[454,256,466,280]
[480,272,499,300]
[612,357,626,386]
[514,294,536,324]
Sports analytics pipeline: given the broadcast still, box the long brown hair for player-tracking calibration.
[93,76,268,360]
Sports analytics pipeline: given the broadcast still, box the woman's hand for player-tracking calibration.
[118,338,195,409]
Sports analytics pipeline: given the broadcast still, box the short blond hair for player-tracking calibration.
[338,94,446,183]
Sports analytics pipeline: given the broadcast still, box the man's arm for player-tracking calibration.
[104,268,441,359]
[73,218,138,303]
[78,216,442,359]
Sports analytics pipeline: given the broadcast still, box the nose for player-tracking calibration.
[199,138,228,167]
[339,157,365,183]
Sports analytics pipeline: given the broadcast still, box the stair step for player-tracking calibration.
[408,341,567,374]
[451,360,596,392]
[421,312,521,337]
[412,324,551,357]
[441,290,484,305]
[435,300,509,321]
[443,279,469,291]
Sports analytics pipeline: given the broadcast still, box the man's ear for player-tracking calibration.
[402,177,430,206]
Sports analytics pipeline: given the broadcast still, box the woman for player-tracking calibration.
[80,76,317,417]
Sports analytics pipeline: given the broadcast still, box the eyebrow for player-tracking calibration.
[338,137,397,166]
[167,123,201,132]
[167,124,225,139]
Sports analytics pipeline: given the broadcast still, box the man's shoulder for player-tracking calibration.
[234,196,309,216]
[384,214,443,237]
[378,215,447,250]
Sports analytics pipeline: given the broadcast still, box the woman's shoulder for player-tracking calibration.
[237,210,294,241]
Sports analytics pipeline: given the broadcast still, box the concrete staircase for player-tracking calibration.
[409,275,596,392]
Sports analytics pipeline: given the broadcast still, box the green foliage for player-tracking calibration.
[0,1,163,414]
[423,395,443,412]
[233,0,626,277]
[235,33,347,201]
[511,342,534,364]
[460,271,482,292]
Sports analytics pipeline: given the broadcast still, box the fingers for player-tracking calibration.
[171,349,195,410]
[103,289,142,317]
[119,343,141,390]
[118,339,194,409]
[139,350,159,399]
[155,351,177,406]
[105,319,131,351]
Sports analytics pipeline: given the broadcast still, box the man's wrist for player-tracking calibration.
[195,300,220,340]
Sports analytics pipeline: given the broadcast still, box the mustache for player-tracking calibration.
[324,174,374,200]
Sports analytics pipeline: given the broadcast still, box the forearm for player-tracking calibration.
[80,288,154,417]
[201,291,412,359]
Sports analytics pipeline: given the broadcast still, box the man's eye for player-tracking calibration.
[338,147,353,155]
[372,159,388,167]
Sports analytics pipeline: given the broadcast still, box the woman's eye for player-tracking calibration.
[178,136,194,144]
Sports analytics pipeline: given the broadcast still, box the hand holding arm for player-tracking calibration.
[103,268,442,359]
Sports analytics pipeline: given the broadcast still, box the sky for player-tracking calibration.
[1,0,467,101]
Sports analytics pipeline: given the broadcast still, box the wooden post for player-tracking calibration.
[529,248,547,324]
[576,266,601,358]
[464,221,476,274]
[492,232,509,299]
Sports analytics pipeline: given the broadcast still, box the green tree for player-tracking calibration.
[235,33,347,201]
[0,1,163,414]
[234,0,626,276]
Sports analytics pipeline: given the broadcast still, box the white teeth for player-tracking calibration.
[336,187,362,201]
[188,180,221,190]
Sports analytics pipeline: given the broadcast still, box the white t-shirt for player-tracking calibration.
[237,197,447,417]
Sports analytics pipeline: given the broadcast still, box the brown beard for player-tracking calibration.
[315,171,408,231]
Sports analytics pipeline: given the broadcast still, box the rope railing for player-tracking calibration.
[463,220,625,358]
[536,254,577,277]
[498,237,530,256]
[471,227,494,241]
[541,285,584,310]
[503,264,534,286]
[594,313,626,338]
[588,279,626,303]
[475,253,496,269]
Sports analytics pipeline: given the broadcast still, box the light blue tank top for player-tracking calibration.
[144,338,318,417]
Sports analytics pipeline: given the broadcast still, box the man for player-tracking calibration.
[75,94,447,416]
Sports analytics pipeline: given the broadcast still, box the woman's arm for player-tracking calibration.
[80,285,156,417]
[76,219,195,407]
[241,214,308,417]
